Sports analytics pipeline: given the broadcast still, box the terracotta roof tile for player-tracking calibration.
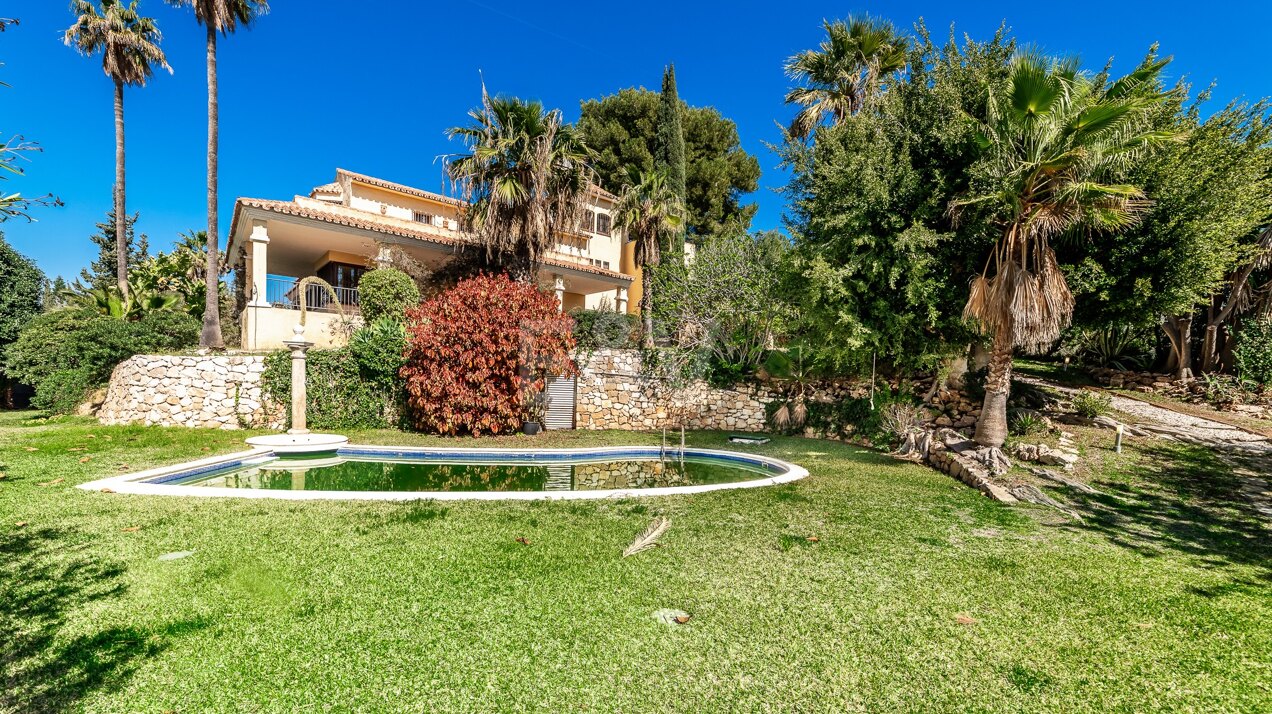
[336,168,464,207]
[232,197,631,282]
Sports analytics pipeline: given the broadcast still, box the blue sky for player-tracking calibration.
[2,0,1269,281]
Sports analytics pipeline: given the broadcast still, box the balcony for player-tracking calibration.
[265,275,360,313]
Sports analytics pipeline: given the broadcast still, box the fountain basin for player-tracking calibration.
[244,433,349,455]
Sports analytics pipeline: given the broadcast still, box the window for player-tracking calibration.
[581,210,596,234]
[412,210,433,224]
[595,212,611,236]
[316,261,367,304]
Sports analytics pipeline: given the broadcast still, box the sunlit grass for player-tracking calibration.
[1,411,1268,712]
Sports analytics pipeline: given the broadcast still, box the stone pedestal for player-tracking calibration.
[282,325,314,435]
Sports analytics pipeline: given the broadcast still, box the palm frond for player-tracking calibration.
[622,517,670,558]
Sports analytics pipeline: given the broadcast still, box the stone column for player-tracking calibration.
[615,286,628,314]
[243,220,271,349]
[282,325,314,434]
[553,274,565,312]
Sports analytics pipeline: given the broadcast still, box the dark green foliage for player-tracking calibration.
[262,348,401,431]
[79,210,148,291]
[1063,325,1154,371]
[1233,317,1272,385]
[357,268,420,324]
[1008,411,1047,437]
[653,230,791,383]
[1067,93,1272,331]
[705,357,748,389]
[0,234,44,385]
[578,88,760,237]
[780,25,1009,374]
[767,387,919,445]
[32,368,98,415]
[349,318,408,389]
[655,64,688,253]
[1071,391,1113,419]
[3,309,199,413]
[963,366,989,402]
[570,308,639,354]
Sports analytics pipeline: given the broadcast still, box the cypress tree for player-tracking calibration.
[655,64,687,253]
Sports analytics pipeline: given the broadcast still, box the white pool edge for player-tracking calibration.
[77,445,809,501]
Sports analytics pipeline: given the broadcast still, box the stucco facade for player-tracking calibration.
[228,169,635,350]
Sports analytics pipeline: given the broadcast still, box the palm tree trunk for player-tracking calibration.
[640,265,654,349]
[200,25,224,350]
[113,79,128,302]
[974,326,1013,448]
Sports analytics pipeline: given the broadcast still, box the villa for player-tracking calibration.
[227,168,641,349]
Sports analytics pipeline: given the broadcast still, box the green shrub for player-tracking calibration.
[1234,317,1272,386]
[33,368,98,415]
[262,348,401,430]
[358,268,420,324]
[570,308,639,354]
[963,366,988,402]
[4,309,199,413]
[706,356,749,388]
[1009,410,1047,437]
[1071,390,1113,419]
[767,386,919,446]
[349,318,408,388]
[1064,324,1153,371]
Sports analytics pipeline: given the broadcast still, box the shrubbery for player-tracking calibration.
[349,317,408,388]
[358,267,420,324]
[1234,317,1272,386]
[570,308,639,354]
[1071,390,1113,419]
[766,386,920,446]
[261,347,403,430]
[401,273,576,436]
[4,309,200,413]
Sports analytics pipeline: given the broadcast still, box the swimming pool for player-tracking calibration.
[79,445,808,500]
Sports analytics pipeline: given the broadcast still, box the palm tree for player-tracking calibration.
[784,15,908,139]
[165,0,269,349]
[956,52,1177,449]
[445,93,592,283]
[65,0,170,303]
[615,170,685,348]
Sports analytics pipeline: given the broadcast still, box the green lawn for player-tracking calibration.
[1,411,1268,713]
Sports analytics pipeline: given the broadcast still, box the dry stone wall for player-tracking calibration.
[97,354,282,430]
[575,349,775,431]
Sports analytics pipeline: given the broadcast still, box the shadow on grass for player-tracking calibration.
[0,526,206,712]
[1067,443,1272,591]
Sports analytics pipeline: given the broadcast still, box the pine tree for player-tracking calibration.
[80,210,148,290]
[43,276,71,311]
[655,64,688,253]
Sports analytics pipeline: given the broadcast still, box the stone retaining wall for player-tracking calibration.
[575,349,776,431]
[97,354,282,430]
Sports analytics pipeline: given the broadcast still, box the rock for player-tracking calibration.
[1010,442,1078,470]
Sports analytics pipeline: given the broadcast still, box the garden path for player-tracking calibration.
[1016,373,1272,520]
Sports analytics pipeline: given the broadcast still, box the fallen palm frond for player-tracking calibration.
[773,403,791,430]
[791,397,809,428]
[623,517,670,558]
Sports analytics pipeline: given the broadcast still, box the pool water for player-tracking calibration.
[175,455,778,493]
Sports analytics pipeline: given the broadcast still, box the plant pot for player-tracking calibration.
[522,421,543,436]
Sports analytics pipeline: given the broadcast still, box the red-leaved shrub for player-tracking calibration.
[400,273,577,436]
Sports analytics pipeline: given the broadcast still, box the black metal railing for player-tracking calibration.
[265,276,359,313]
